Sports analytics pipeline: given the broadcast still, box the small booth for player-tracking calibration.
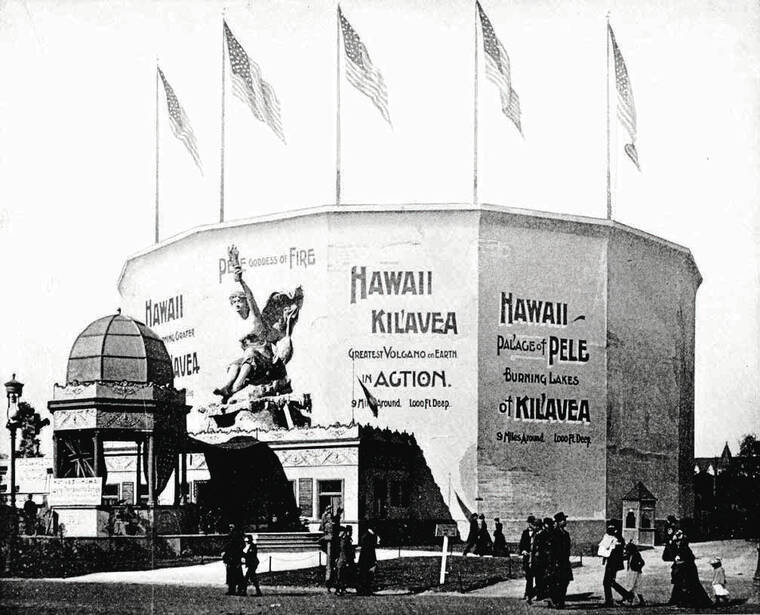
[621,481,657,547]
[47,312,190,536]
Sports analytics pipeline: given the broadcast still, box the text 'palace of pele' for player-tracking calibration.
[81,201,699,545]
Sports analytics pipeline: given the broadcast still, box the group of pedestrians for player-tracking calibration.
[221,526,263,597]
[461,513,510,557]
[598,522,645,606]
[219,510,730,606]
[598,514,729,608]
[319,505,379,596]
[516,512,574,608]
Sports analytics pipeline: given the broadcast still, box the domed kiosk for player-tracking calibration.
[47,311,190,537]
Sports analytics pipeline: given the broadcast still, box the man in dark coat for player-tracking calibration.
[550,512,573,608]
[518,515,537,601]
[602,525,633,606]
[462,513,479,556]
[222,526,245,596]
[23,495,38,535]
[532,518,552,601]
[242,535,263,596]
[357,526,378,595]
[326,506,343,593]
[335,525,355,596]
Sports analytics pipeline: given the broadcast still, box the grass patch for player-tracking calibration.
[257,555,521,594]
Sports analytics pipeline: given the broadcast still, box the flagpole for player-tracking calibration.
[473,1,479,207]
[155,61,160,244]
[606,13,612,220]
[336,5,342,207]
[220,13,226,224]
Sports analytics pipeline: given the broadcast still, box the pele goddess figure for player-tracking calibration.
[213,245,304,404]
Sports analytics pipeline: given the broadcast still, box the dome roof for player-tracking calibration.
[66,312,174,386]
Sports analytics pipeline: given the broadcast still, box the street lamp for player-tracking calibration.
[4,373,23,575]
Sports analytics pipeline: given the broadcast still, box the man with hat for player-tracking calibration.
[518,515,537,601]
[534,517,555,601]
[601,522,633,606]
[550,512,573,609]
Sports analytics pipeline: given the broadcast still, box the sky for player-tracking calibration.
[0,0,758,457]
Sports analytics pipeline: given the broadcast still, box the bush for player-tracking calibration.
[5,538,156,578]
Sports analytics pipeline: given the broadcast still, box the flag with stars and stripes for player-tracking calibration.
[158,67,202,172]
[224,21,285,142]
[477,2,522,135]
[608,24,640,171]
[338,6,391,124]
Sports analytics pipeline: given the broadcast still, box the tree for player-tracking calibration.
[715,433,760,538]
[739,434,760,459]
[16,402,50,458]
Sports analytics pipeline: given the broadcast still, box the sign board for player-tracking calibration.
[49,477,102,506]
[435,523,458,537]
[15,457,52,493]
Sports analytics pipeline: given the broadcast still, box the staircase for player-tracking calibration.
[248,531,323,552]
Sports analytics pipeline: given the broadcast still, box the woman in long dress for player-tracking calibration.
[492,517,509,557]
[474,514,493,556]
[669,531,712,608]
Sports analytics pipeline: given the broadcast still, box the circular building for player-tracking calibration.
[117,203,701,543]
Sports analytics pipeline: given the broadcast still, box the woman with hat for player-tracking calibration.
[669,530,712,607]
[474,514,493,556]
[492,517,509,557]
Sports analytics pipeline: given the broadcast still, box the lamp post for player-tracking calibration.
[4,373,24,575]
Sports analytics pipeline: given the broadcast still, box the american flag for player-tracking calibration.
[357,378,379,418]
[339,7,391,124]
[157,67,202,172]
[608,24,640,171]
[477,2,522,135]
[224,21,285,142]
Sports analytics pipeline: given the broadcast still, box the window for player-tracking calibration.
[317,480,343,517]
[121,482,134,505]
[103,483,119,506]
[298,478,314,518]
[193,480,211,506]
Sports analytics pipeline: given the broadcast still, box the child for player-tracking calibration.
[624,540,646,606]
[710,557,729,605]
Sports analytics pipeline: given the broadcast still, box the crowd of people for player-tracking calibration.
[461,513,511,557]
[221,526,263,597]
[597,514,727,609]
[219,511,731,606]
[514,512,574,608]
[319,505,378,596]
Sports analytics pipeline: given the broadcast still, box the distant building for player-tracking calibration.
[694,442,754,538]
